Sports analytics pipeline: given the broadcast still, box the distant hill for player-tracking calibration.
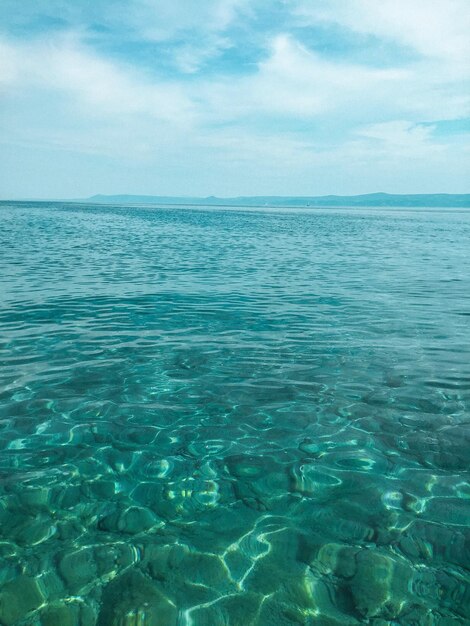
[86,193,470,208]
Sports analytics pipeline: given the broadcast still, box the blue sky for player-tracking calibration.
[0,0,469,198]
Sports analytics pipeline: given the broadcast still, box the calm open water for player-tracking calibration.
[0,202,469,626]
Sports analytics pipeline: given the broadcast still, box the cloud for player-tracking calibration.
[358,120,433,143]
[0,0,249,40]
[293,0,470,67]
[0,0,253,77]
[289,1,470,121]
[199,32,470,126]
[0,39,21,87]
[0,35,196,126]
[354,120,443,159]
[0,1,469,196]
[254,35,407,114]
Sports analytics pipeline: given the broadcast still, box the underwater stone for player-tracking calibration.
[257,588,325,626]
[0,505,30,537]
[305,578,360,626]
[188,591,261,626]
[97,569,177,626]
[144,543,234,607]
[94,544,138,578]
[98,509,128,533]
[56,518,87,542]
[122,425,159,445]
[181,550,233,589]
[0,575,45,625]
[217,592,262,625]
[298,439,323,455]
[281,573,325,617]
[435,570,470,619]
[41,602,80,626]
[161,477,223,518]
[177,580,219,608]
[191,479,220,507]
[57,485,83,508]
[14,518,57,546]
[144,543,188,581]
[58,547,97,594]
[131,482,165,510]
[381,490,404,510]
[394,605,434,626]
[309,618,357,626]
[424,522,468,570]
[183,504,259,553]
[242,529,306,597]
[104,448,137,474]
[0,559,20,589]
[140,457,174,479]
[226,455,290,512]
[79,603,97,626]
[98,505,160,534]
[349,550,394,618]
[37,569,66,600]
[315,543,358,579]
[19,487,51,509]
[289,462,341,498]
[118,506,159,534]
[225,454,267,479]
[424,497,470,527]
[87,479,118,499]
[224,548,252,582]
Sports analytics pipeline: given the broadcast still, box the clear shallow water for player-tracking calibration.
[0,201,469,626]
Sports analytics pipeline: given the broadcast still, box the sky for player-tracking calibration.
[0,0,469,199]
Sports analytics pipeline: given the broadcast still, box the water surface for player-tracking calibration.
[0,202,469,625]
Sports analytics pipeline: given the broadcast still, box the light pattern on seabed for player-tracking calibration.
[0,201,469,625]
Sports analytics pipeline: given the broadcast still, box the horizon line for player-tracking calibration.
[2,191,470,202]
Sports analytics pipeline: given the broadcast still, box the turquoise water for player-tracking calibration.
[0,201,469,625]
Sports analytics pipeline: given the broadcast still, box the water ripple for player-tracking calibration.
[0,202,469,625]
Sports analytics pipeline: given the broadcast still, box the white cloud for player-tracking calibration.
[1,25,467,152]
[0,1,469,196]
[289,0,470,122]
[198,34,411,122]
[198,32,470,125]
[0,39,21,86]
[354,120,443,159]
[358,120,433,144]
[294,0,470,64]
[122,0,252,73]
[0,35,196,126]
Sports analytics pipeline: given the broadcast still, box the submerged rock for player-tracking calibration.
[41,601,81,626]
[94,543,138,578]
[14,517,57,546]
[350,550,392,617]
[226,454,291,511]
[289,462,341,498]
[98,505,160,534]
[97,569,177,626]
[160,477,222,518]
[143,542,235,608]
[314,543,358,579]
[188,591,261,626]
[0,575,45,625]
[58,546,97,594]
[435,570,470,620]
[348,549,410,619]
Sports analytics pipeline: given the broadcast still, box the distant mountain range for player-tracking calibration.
[86,193,470,208]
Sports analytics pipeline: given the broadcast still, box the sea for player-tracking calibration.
[0,201,469,625]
